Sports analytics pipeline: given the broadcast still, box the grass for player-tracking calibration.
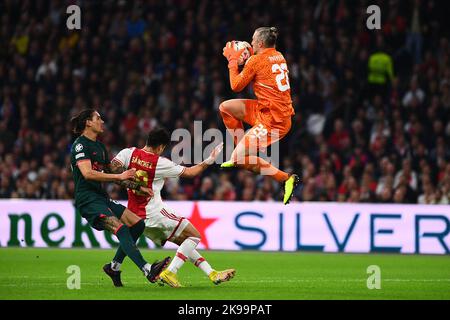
[0,248,449,300]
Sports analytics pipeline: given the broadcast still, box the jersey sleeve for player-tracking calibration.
[228,55,258,92]
[155,157,186,179]
[112,148,134,169]
[72,141,90,164]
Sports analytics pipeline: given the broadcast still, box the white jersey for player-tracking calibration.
[112,147,186,218]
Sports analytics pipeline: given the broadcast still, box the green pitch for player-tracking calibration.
[0,248,449,300]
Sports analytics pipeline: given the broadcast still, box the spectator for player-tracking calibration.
[418,182,435,204]
[394,159,418,190]
[327,118,351,154]
[402,77,425,108]
[195,176,215,201]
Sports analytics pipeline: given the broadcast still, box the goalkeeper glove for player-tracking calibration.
[223,41,246,68]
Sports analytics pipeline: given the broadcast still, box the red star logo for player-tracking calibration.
[187,202,217,249]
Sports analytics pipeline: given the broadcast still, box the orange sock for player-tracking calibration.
[238,155,289,183]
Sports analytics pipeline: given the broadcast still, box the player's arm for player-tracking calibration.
[180,162,209,179]
[181,143,224,178]
[77,159,135,182]
[108,160,153,197]
[223,42,256,92]
[228,58,257,92]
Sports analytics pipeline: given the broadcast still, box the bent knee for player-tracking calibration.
[219,101,229,113]
[187,229,201,240]
[219,100,244,116]
[186,223,201,240]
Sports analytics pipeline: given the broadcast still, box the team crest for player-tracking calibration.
[75,143,83,152]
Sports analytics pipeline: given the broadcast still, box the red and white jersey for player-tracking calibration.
[112,147,186,218]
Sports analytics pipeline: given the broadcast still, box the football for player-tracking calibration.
[232,41,253,66]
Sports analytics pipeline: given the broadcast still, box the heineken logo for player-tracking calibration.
[0,200,449,254]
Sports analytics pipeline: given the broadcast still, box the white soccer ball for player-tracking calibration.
[232,41,252,66]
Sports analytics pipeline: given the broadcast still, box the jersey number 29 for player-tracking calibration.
[272,63,290,92]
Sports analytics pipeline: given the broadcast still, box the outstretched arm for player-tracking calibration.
[181,143,224,178]
[180,162,210,179]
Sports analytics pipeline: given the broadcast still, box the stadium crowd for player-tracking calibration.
[0,0,449,204]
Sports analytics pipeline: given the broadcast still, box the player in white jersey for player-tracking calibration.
[104,128,235,288]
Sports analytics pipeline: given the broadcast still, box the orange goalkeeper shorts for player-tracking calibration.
[241,99,292,150]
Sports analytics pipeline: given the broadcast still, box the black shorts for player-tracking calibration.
[78,197,126,231]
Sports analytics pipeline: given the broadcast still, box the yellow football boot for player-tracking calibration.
[209,269,236,285]
[283,174,301,205]
[159,270,183,288]
[220,161,237,170]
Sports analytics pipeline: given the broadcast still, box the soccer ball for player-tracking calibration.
[232,41,253,66]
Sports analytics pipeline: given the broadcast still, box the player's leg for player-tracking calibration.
[141,206,190,288]
[230,118,301,204]
[220,99,258,169]
[231,121,289,180]
[188,249,236,285]
[163,222,235,286]
[103,209,146,286]
[108,206,145,271]
[159,222,200,288]
[95,214,148,273]
[179,224,236,285]
[235,154,298,204]
[219,99,257,146]
[219,99,246,131]
[251,118,301,204]
[97,201,170,285]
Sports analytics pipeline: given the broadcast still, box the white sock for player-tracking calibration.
[189,249,213,276]
[141,263,152,276]
[111,261,121,271]
[168,237,200,274]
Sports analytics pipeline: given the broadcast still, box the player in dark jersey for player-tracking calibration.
[106,128,235,288]
[69,109,170,285]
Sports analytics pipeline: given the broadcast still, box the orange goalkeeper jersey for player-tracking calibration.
[228,47,295,123]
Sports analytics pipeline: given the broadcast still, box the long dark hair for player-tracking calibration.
[70,109,96,134]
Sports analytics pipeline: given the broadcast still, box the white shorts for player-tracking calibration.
[143,205,190,247]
